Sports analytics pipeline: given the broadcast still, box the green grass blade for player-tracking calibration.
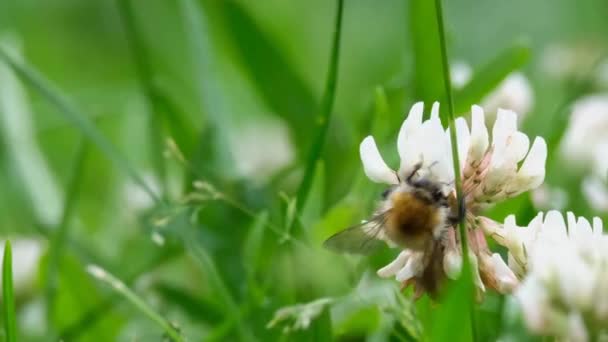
[433,0,475,338]
[86,264,183,342]
[0,47,160,204]
[59,248,181,340]
[116,0,168,194]
[2,241,17,342]
[409,0,444,111]
[46,140,89,323]
[454,42,531,114]
[296,0,344,212]
[178,0,234,174]
[217,1,317,147]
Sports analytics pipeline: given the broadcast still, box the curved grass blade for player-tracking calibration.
[2,241,17,342]
[0,47,160,204]
[86,264,183,342]
[296,0,344,212]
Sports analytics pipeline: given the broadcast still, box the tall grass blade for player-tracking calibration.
[0,47,160,203]
[433,0,476,338]
[178,0,234,175]
[2,241,17,342]
[86,264,183,341]
[409,0,444,111]
[217,1,317,148]
[116,0,168,195]
[46,140,89,323]
[296,0,344,212]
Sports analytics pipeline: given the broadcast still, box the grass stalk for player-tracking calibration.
[0,47,160,204]
[45,140,89,323]
[116,0,168,195]
[296,0,344,212]
[86,264,183,341]
[2,241,17,342]
[433,0,477,338]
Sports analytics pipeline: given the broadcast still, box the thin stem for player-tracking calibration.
[434,0,476,339]
[0,47,160,204]
[296,0,344,212]
[46,140,89,324]
[2,241,17,342]
[433,0,469,264]
[117,0,168,195]
[86,265,183,342]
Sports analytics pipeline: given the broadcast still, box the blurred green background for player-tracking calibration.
[0,0,607,341]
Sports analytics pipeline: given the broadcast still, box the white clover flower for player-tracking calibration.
[561,95,608,212]
[541,42,605,83]
[531,184,569,210]
[230,117,294,181]
[561,95,608,167]
[495,211,608,340]
[450,62,534,121]
[361,102,546,295]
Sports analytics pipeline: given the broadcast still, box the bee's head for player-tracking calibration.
[381,177,447,208]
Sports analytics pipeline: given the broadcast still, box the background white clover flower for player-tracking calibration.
[450,62,534,121]
[499,211,608,340]
[560,95,608,212]
[361,102,545,295]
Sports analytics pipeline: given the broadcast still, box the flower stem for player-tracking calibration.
[296,0,344,212]
[433,0,477,337]
[433,0,469,266]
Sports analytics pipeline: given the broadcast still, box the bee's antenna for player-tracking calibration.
[406,162,423,183]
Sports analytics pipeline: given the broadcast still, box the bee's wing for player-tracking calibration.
[323,215,388,255]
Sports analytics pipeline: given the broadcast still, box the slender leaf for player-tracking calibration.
[117,0,168,194]
[46,140,88,325]
[86,264,183,341]
[296,0,344,212]
[429,275,474,342]
[178,0,234,175]
[0,47,160,203]
[454,42,531,114]
[216,1,317,146]
[433,0,476,339]
[59,247,181,340]
[2,241,17,342]
[409,0,444,112]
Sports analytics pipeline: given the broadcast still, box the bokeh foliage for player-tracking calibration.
[0,0,607,341]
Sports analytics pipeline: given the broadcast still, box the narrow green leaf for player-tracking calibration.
[409,0,444,111]
[2,241,17,342]
[429,275,474,342]
[216,1,317,146]
[300,161,325,229]
[46,140,89,324]
[243,211,270,276]
[0,47,160,203]
[59,247,181,340]
[86,264,183,342]
[117,0,168,194]
[454,43,531,114]
[433,1,476,339]
[296,0,344,212]
[178,0,234,175]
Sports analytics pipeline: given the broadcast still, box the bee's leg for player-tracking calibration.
[447,196,466,225]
